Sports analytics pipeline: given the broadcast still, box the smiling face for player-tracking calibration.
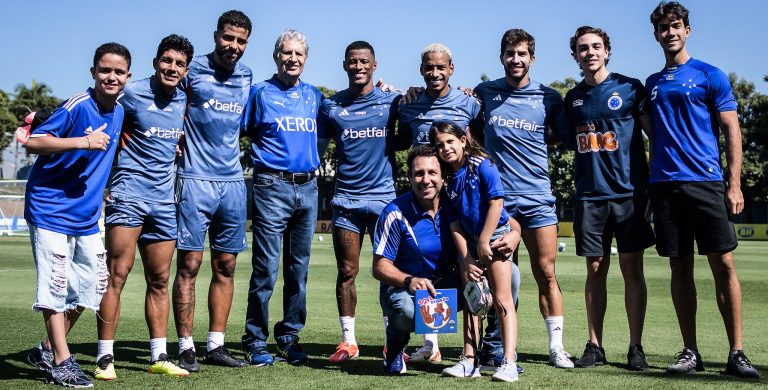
[434,131,466,171]
[420,52,454,98]
[213,24,249,70]
[343,48,376,90]
[275,39,307,80]
[91,53,131,103]
[574,33,609,75]
[654,15,690,56]
[409,155,444,204]
[500,41,534,85]
[153,49,189,95]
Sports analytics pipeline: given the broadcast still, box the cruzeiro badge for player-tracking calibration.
[607,92,623,111]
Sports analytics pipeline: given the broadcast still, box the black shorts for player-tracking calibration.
[648,181,738,257]
[574,196,655,257]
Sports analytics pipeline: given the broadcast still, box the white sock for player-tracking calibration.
[149,338,167,362]
[545,316,565,352]
[207,332,225,352]
[96,339,114,362]
[423,333,439,350]
[383,316,389,345]
[178,336,195,354]
[340,316,357,345]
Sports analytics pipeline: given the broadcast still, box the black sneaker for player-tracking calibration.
[27,340,54,372]
[667,347,704,374]
[574,342,606,368]
[178,348,200,373]
[203,346,248,367]
[724,350,759,378]
[46,355,93,388]
[627,344,650,371]
[277,338,308,365]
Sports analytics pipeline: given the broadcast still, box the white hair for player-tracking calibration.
[421,43,452,61]
[273,29,308,59]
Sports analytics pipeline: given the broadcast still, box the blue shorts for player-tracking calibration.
[29,225,108,312]
[176,178,248,253]
[105,193,176,242]
[331,196,391,241]
[504,193,558,229]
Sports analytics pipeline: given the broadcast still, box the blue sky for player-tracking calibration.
[1,0,766,99]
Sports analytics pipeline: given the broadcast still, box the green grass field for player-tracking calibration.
[0,235,765,388]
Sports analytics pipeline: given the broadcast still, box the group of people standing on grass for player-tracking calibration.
[22,1,759,387]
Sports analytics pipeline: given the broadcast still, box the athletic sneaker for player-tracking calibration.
[27,340,54,372]
[203,346,248,367]
[574,342,606,368]
[246,344,274,367]
[148,353,190,377]
[408,344,441,363]
[382,346,409,361]
[491,359,519,383]
[441,355,480,378]
[177,348,200,373]
[549,348,575,368]
[46,355,93,388]
[666,347,704,374]
[627,344,650,371]
[479,348,523,374]
[329,342,359,363]
[383,347,406,375]
[277,338,309,365]
[93,354,116,381]
[724,350,759,378]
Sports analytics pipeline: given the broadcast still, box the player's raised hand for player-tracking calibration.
[401,86,424,104]
[85,123,110,151]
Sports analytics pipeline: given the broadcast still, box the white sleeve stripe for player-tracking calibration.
[63,94,90,112]
[374,210,402,255]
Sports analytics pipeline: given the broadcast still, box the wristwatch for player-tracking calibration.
[403,276,413,290]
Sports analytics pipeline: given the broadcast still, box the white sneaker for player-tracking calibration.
[441,355,480,378]
[549,348,574,368]
[491,359,519,382]
[409,344,441,363]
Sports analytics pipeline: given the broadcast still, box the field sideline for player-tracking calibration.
[0,235,765,389]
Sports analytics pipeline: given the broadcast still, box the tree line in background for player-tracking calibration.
[2,74,767,221]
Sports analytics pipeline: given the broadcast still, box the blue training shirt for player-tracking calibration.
[109,76,186,203]
[177,53,252,181]
[474,78,568,196]
[317,87,400,199]
[444,156,509,234]
[645,58,736,183]
[241,75,323,173]
[24,89,124,235]
[398,87,482,147]
[373,192,458,279]
[564,73,650,200]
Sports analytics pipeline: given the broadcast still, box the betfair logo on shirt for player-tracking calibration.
[341,127,388,141]
[203,99,243,114]
[275,117,317,132]
[489,115,541,132]
[142,127,183,139]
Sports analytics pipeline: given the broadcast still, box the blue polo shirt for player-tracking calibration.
[109,76,186,203]
[645,58,737,183]
[474,78,568,196]
[241,75,324,173]
[317,87,400,199]
[373,192,458,279]
[564,73,650,200]
[178,53,252,181]
[445,156,509,234]
[398,87,482,147]
[25,89,124,235]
